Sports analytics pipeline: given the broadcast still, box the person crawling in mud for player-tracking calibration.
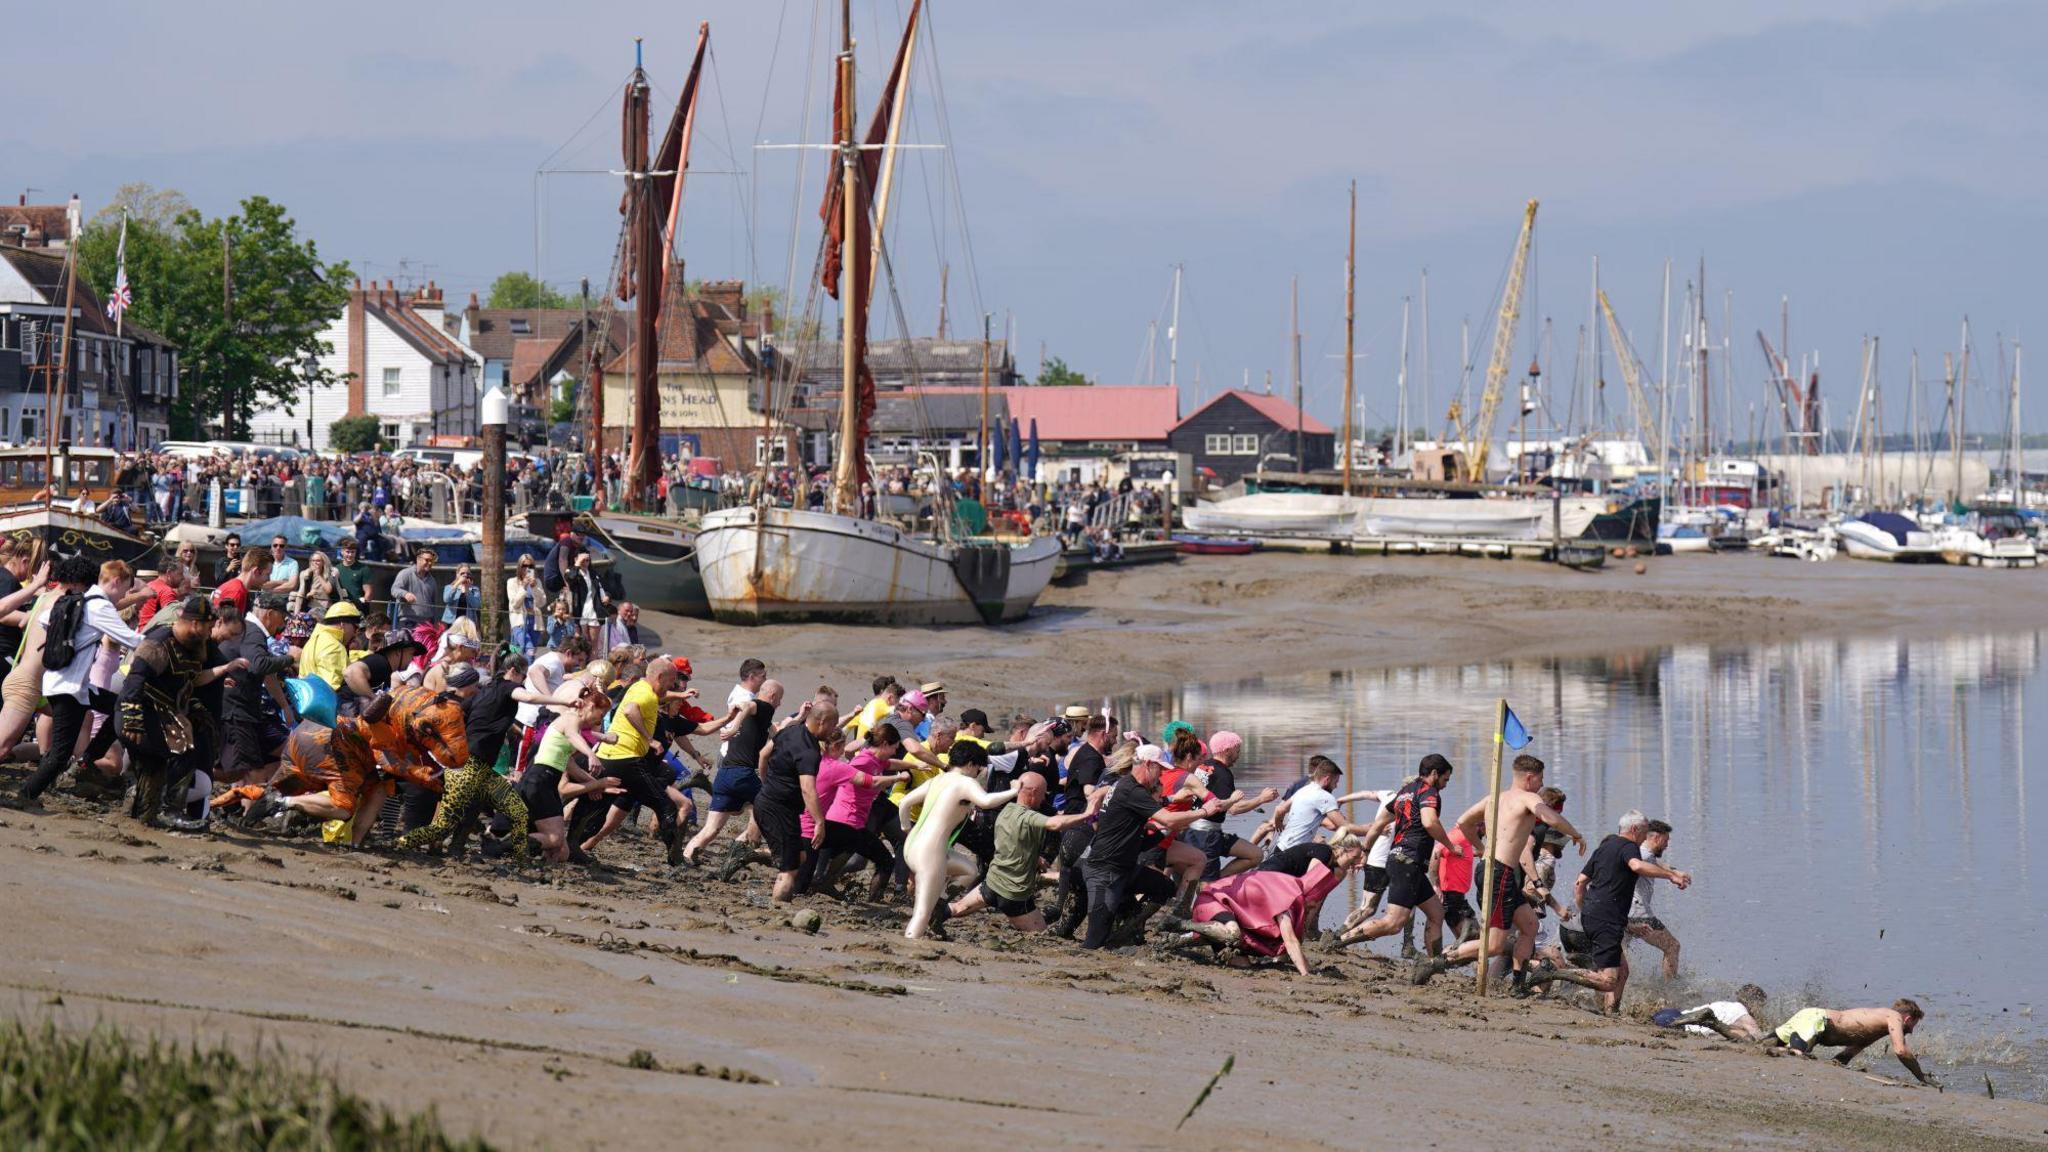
[1761,999,1936,1086]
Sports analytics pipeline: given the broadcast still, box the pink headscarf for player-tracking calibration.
[1209,730,1243,757]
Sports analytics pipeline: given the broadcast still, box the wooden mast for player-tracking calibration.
[830,0,862,513]
[626,52,659,510]
[1342,180,1356,495]
[979,312,991,485]
[47,237,82,510]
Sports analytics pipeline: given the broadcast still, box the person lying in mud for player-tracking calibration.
[1760,999,1936,1086]
[1158,838,1366,975]
[1652,984,1770,1041]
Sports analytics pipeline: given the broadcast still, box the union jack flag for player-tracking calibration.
[105,211,131,332]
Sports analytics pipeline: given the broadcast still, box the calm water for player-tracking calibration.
[1111,630,2046,1099]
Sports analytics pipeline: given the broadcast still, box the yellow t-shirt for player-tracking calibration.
[847,695,891,741]
[600,680,661,760]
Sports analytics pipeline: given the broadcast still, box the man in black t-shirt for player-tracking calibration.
[0,538,38,680]
[754,696,835,902]
[340,637,424,715]
[1333,753,1457,955]
[1080,757,1226,950]
[1541,810,1690,1010]
[1062,717,1109,813]
[687,679,784,869]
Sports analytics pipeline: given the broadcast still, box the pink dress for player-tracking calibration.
[1192,861,1345,957]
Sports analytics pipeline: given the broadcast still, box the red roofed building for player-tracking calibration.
[1168,388,1333,485]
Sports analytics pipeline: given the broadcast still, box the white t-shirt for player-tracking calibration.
[721,684,754,756]
[517,651,568,726]
[1366,791,1397,869]
[1683,1001,1749,1037]
[1277,782,1338,851]
[1630,847,1661,919]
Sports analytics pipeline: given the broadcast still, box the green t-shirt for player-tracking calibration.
[334,560,371,607]
[984,804,1051,903]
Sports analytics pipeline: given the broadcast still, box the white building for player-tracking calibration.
[252,280,480,450]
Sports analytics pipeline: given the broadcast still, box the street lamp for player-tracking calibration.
[480,383,508,653]
[302,353,319,449]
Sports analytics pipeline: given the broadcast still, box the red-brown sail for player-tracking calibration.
[819,0,918,492]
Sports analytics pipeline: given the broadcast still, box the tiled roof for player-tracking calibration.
[1175,388,1333,436]
[465,308,598,363]
[905,385,1180,441]
[0,204,71,245]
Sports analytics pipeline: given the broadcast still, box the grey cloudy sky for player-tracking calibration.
[8,1,2042,440]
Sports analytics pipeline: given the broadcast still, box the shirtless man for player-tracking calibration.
[1412,753,1585,993]
[1762,999,1936,1086]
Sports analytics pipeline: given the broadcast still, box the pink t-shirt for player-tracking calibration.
[803,757,856,838]
[824,748,893,828]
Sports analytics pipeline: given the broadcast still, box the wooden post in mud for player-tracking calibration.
[1345,711,1357,914]
[1475,697,1507,996]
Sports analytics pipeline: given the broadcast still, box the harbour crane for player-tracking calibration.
[1595,289,1664,461]
[1446,199,1538,483]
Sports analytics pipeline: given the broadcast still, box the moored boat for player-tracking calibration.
[696,505,1059,625]
[1836,512,1944,563]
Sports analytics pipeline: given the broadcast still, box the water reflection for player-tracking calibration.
[1115,630,2044,1098]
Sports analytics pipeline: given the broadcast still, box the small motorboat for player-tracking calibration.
[1174,535,1258,556]
[1835,512,1944,563]
[1553,541,1608,570]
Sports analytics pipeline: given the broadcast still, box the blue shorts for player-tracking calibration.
[710,765,761,813]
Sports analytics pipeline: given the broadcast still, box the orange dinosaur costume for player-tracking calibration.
[221,685,470,829]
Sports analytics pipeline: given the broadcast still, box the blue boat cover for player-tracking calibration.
[1859,511,1918,546]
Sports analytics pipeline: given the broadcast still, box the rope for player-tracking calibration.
[579,514,702,567]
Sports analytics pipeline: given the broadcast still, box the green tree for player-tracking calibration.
[485,271,572,310]
[77,186,351,438]
[549,377,580,425]
[1037,356,1090,387]
[328,413,386,453]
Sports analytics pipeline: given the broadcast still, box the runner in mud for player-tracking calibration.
[1412,754,1586,993]
[1761,1000,1936,1086]
[942,769,1103,932]
[1331,753,1456,955]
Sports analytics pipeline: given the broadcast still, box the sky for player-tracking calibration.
[7,0,2045,445]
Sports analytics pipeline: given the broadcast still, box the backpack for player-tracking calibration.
[41,589,93,669]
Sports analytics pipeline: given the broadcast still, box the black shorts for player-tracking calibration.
[753,796,805,873]
[1255,841,1333,877]
[977,881,1037,919]
[1582,916,1626,969]
[1385,852,1437,910]
[1359,863,1389,893]
[1485,863,1528,930]
[219,717,287,779]
[1441,890,1476,927]
[518,764,565,823]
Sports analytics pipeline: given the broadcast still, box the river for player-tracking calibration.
[1111,629,2045,1099]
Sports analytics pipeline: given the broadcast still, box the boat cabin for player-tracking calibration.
[0,446,121,505]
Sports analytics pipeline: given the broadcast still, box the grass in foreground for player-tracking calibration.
[0,1019,491,1150]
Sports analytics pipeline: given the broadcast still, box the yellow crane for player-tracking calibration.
[1448,199,1538,483]
[1596,289,1664,462]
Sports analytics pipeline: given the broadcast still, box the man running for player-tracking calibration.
[1545,810,1690,1010]
[1412,754,1586,993]
[1627,818,1684,978]
[1332,754,1456,954]
[1762,1000,1936,1086]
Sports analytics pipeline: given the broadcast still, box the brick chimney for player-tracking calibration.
[411,279,446,332]
[700,279,745,317]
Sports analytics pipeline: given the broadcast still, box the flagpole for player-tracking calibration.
[1475,696,1507,997]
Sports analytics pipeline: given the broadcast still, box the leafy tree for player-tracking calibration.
[76,186,351,439]
[1036,355,1090,387]
[549,378,579,425]
[485,271,572,310]
[328,414,385,453]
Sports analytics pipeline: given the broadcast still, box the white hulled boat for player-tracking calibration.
[1836,512,1944,562]
[697,505,1058,625]
[1181,492,1360,536]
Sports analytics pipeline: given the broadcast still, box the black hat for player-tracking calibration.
[177,594,216,622]
[959,708,989,729]
[443,664,482,689]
